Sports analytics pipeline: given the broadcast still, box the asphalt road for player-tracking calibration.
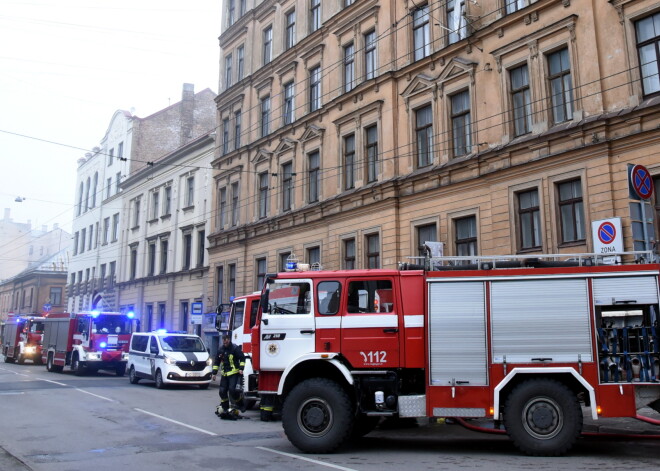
[1,360,659,471]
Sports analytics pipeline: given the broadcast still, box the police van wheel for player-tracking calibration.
[282,378,353,454]
[503,379,582,456]
[155,369,166,389]
[129,366,140,384]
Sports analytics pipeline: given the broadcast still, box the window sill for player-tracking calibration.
[148,218,159,224]
[182,205,194,212]
[160,214,171,221]
[131,225,140,231]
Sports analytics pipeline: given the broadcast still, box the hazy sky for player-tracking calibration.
[0,0,220,233]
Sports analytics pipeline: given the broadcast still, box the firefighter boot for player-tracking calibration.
[214,405,225,417]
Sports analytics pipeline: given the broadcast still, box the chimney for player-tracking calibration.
[3,208,9,221]
[180,83,195,146]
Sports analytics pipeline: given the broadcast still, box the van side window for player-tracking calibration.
[347,280,393,313]
[131,335,148,352]
[318,281,341,315]
[150,336,159,354]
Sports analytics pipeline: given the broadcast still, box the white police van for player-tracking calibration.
[127,331,213,389]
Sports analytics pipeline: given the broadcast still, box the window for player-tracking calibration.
[237,46,245,81]
[263,26,273,65]
[133,199,141,228]
[109,261,116,288]
[344,42,355,92]
[258,172,269,219]
[112,213,119,241]
[266,281,311,314]
[85,177,90,211]
[547,48,573,124]
[108,148,114,166]
[89,224,93,249]
[447,0,467,44]
[231,182,240,225]
[158,303,166,329]
[510,64,532,136]
[310,0,321,33]
[308,151,320,203]
[225,54,232,89]
[344,134,355,190]
[256,258,267,290]
[48,287,61,305]
[222,118,230,155]
[309,66,321,111]
[73,232,79,255]
[216,266,224,305]
[417,224,437,256]
[415,105,433,167]
[160,240,168,274]
[366,234,380,268]
[451,90,471,157]
[345,0,355,6]
[181,302,189,331]
[164,186,172,215]
[307,246,321,267]
[148,242,156,276]
[151,191,160,220]
[284,82,295,125]
[282,162,293,211]
[636,13,660,96]
[106,178,111,199]
[234,110,242,148]
[99,264,106,290]
[239,0,246,17]
[92,172,98,208]
[228,0,236,26]
[77,183,83,216]
[103,217,109,244]
[116,172,121,193]
[130,246,138,280]
[343,238,356,269]
[506,0,530,14]
[286,10,296,50]
[186,176,195,207]
[117,142,124,161]
[558,180,585,243]
[218,187,227,229]
[518,189,541,250]
[261,96,271,137]
[630,200,655,252]
[347,280,393,313]
[279,252,291,272]
[365,31,376,80]
[183,233,192,270]
[413,5,430,61]
[197,230,205,268]
[80,228,86,253]
[366,125,378,182]
[455,216,477,260]
[229,264,236,298]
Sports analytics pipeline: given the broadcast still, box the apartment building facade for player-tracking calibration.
[207,0,660,303]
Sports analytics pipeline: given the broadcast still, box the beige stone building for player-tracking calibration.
[208,0,660,303]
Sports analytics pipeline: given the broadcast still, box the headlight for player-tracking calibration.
[122,352,129,360]
[206,357,213,366]
[164,355,176,365]
[86,353,101,360]
[25,346,36,354]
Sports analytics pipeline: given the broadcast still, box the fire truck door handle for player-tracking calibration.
[383,328,398,333]
[300,330,315,334]
[456,381,469,385]
[531,357,553,362]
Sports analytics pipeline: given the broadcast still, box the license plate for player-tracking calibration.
[185,372,200,377]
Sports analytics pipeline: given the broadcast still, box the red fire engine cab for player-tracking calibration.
[41,311,136,376]
[2,315,45,364]
[251,252,660,456]
[216,292,261,407]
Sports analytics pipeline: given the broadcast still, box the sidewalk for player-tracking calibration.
[582,406,660,435]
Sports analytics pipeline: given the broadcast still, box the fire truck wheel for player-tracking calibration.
[71,354,85,376]
[503,379,582,456]
[116,364,126,377]
[155,369,166,389]
[282,378,353,453]
[129,366,140,384]
[17,354,25,365]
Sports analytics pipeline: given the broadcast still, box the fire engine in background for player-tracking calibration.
[42,311,136,376]
[2,315,45,364]
[252,251,660,456]
[216,292,261,408]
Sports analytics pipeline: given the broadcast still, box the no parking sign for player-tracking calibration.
[592,217,623,256]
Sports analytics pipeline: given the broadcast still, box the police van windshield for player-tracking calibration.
[92,315,131,335]
[160,336,206,352]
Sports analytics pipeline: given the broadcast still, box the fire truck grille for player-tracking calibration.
[175,361,207,372]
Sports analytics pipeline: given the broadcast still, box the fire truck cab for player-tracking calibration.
[42,311,136,376]
[252,253,660,456]
[216,292,261,406]
[2,315,45,364]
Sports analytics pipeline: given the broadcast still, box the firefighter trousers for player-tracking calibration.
[219,373,244,411]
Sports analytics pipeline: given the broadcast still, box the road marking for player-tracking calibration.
[37,378,68,386]
[134,408,218,436]
[75,388,115,402]
[257,447,359,471]
[0,391,25,395]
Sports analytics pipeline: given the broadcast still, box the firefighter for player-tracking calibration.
[212,334,246,420]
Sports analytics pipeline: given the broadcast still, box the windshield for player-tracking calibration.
[268,282,312,314]
[92,315,132,335]
[30,321,45,333]
[160,336,206,352]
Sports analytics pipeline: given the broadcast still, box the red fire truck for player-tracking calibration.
[2,315,45,364]
[41,311,136,376]
[216,292,261,407]
[251,252,660,456]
